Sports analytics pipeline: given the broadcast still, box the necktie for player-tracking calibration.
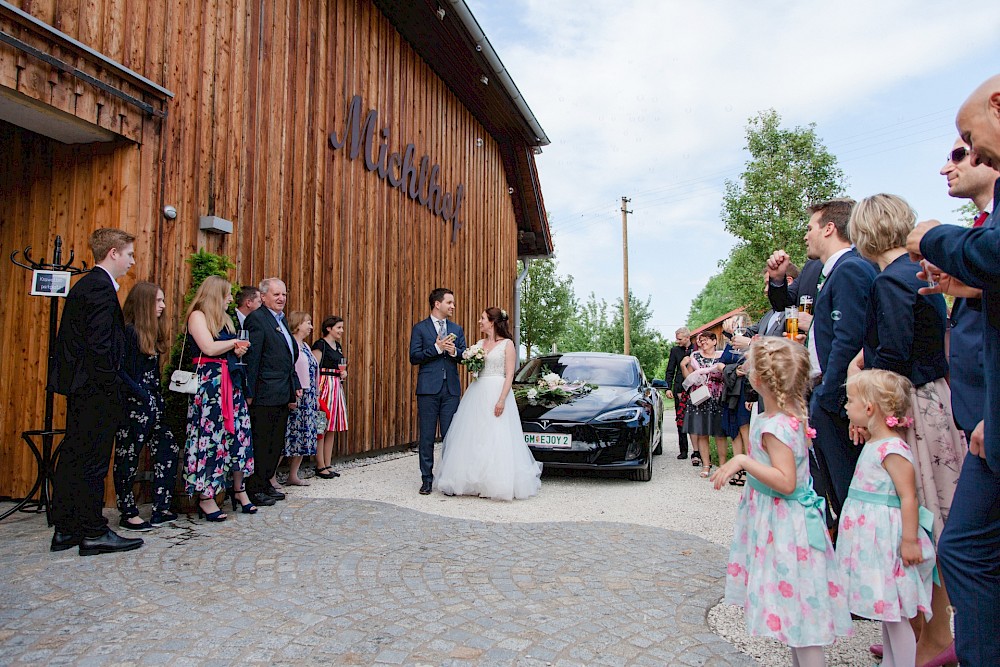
[974,211,988,227]
[436,319,446,338]
[817,270,827,291]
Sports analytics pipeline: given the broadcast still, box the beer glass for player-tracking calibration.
[784,307,799,339]
[799,295,813,315]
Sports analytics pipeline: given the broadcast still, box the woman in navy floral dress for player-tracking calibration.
[284,312,320,485]
[114,282,179,530]
[182,276,255,521]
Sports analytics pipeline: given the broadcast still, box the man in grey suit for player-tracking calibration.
[409,288,466,495]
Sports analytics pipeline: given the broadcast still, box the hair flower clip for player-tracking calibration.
[500,308,508,319]
[886,415,914,428]
[806,427,817,439]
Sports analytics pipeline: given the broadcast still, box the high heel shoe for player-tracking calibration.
[229,485,258,514]
[919,643,957,667]
[197,497,227,522]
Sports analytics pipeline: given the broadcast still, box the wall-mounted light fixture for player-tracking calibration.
[436,7,446,19]
[508,187,515,195]
[480,75,489,85]
[475,137,484,148]
[199,215,233,234]
[162,205,177,219]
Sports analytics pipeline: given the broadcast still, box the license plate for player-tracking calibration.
[524,433,572,448]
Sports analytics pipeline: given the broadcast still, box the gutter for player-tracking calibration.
[446,0,550,146]
[513,259,531,355]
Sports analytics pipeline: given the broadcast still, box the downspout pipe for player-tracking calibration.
[514,259,531,359]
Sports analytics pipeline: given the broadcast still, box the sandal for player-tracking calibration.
[728,470,746,486]
[699,465,712,479]
[315,466,336,479]
[691,456,702,468]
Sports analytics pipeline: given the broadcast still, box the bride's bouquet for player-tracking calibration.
[514,368,596,407]
[460,342,487,378]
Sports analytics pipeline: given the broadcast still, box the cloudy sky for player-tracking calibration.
[465,0,1000,335]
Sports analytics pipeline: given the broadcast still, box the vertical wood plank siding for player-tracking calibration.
[0,0,520,499]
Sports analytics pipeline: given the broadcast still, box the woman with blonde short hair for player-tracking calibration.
[848,193,965,664]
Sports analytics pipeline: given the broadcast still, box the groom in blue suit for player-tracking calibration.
[410,288,467,494]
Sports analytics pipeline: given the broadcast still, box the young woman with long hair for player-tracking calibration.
[113,282,180,530]
[182,276,254,521]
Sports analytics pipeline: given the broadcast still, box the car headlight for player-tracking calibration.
[594,407,643,422]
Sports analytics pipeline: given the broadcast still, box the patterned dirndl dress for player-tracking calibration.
[182,332,254,498]
[313,338,348,432]
[285,341,321,456]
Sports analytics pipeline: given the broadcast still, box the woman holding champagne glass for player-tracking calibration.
[182,276,255,520]
[312,316,348,479]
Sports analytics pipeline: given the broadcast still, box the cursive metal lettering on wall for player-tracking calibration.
[328,95,466,243]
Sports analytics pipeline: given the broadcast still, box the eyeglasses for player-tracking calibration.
[948,146,971,163]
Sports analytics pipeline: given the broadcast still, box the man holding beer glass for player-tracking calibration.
[766,199,876,528]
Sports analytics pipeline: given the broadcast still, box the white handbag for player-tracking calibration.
[688,384,711,406]
[168,328,201,395]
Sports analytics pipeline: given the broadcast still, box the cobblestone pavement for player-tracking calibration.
[0,498,753,666]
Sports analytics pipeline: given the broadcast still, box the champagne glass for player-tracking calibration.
[235,330,249,366]
[338,357,347,380]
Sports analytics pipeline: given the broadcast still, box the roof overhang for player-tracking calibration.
[372,0,553,257]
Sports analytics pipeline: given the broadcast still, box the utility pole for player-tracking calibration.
[621,196,632,355]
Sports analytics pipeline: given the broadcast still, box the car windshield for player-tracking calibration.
[514,356,638,387]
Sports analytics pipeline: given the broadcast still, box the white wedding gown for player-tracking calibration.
[434,338,542,500]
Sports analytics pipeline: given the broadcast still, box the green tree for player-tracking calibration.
[519,256,576,359]
[594,291,667,379]
[719,109,847,316]
[557,292,610,353]
[686,271,743,329]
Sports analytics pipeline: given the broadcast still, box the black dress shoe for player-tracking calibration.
[265,487,286,500]
[676,453,688,460]
[51,531,82,552]
[78,529,143,556]
[419,481,432,495]
[249,492,277,506]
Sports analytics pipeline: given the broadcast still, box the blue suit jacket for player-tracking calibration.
[768,258,823,312]
[921,181,1000,469]
[812,249,877,415]
[409,317,467,396]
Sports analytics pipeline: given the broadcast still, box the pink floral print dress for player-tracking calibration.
[835,437,935,622]
[724,413,852,647]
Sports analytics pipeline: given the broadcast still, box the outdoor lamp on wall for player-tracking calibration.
[436,7,446,20]
[199,215,233,235]
[480,75,489,85]
[162,205,177,219]
[475,138,484,148]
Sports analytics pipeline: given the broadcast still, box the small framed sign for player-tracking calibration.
[30,270,72,297]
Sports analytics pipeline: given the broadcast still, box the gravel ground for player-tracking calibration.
[287,428,882,666]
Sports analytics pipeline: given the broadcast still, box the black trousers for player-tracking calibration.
[809,394,860,527]
[417,390,460,484]
[51,389,123,537]
[247,404,289,493]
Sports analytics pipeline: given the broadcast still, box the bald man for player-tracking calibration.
[906,74,1000,667]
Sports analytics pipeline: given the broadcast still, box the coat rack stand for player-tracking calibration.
[1,236,89,524]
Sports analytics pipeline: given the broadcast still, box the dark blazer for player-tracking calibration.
[663,344,692,394]
[48,268,125,396]
[768,258,823,312]
[243,307,301,405]
[811,249,878,415]
[863,254,949,387]
[409,317,466,396]
[921,183,1000,469]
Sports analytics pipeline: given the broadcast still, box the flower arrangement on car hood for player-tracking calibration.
[514,367,596,407]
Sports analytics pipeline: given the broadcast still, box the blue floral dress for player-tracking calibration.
[284,341,321,456]
[183,332,254,497]
[836,437,935,621]
[724,413,853,647]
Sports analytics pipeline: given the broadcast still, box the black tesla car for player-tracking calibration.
[514,352,663,481]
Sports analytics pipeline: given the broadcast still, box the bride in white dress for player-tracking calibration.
[434,307,542,500]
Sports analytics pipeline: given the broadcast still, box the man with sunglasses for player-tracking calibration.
[907,74,1000,667]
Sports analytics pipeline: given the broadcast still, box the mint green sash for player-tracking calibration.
[747,475,828,551]
[846,487,940,585]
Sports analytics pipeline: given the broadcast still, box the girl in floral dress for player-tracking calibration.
[183,277,255,521]
[284,312,320,485]
[712,337,852,666]
[839,370,935,667]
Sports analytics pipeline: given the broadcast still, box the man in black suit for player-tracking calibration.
[409,288,466,495]
[234,285,261,329]
[243,277,301,506]
[48,228,144,556]
[663,328,693,459]
[768,199,876,523]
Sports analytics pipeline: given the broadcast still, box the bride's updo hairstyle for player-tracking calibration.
[485,307,512,340]
[745,336,811,423]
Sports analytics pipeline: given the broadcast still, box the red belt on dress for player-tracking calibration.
[194,357,235,435]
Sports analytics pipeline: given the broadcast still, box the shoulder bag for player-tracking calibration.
[169,328,202,394]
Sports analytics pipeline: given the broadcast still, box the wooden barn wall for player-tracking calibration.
[0,0,520,499]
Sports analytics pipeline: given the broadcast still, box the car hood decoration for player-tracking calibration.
[516,385,638,422]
